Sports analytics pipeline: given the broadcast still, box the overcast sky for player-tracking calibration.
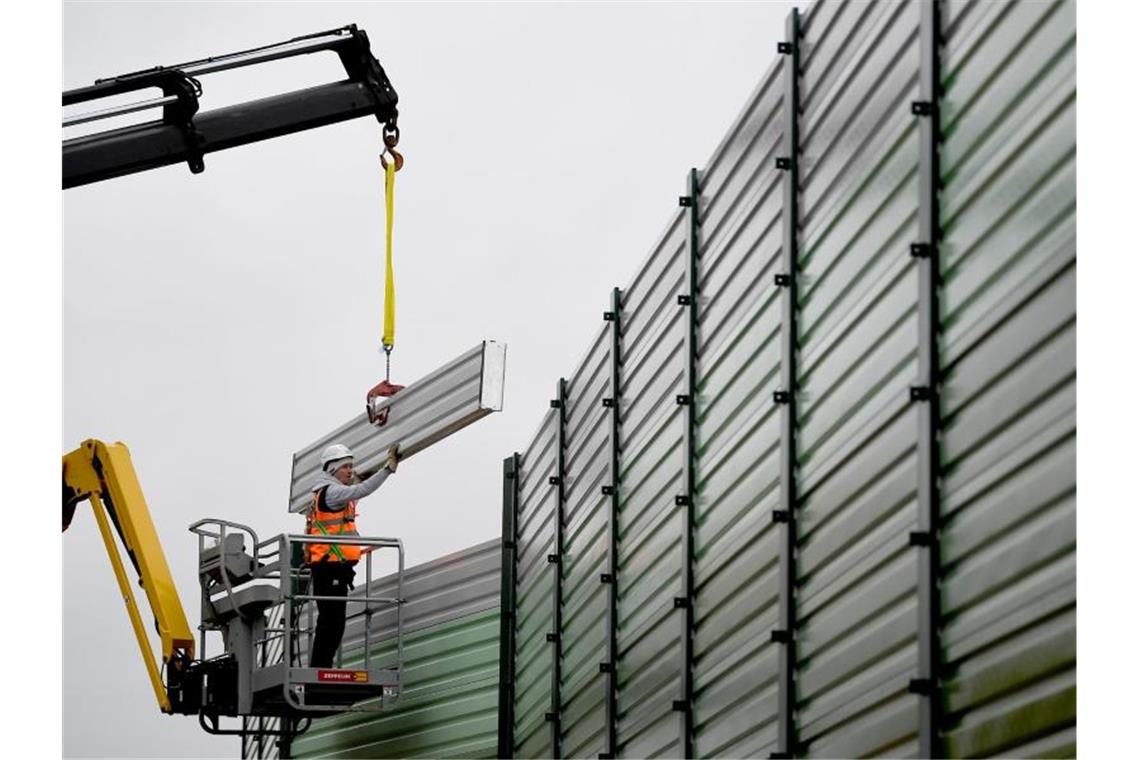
[62,2,795,756]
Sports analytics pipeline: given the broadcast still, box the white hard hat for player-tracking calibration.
[320,443,354,472]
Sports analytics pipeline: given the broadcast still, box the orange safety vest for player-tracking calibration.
[306,491,362,564]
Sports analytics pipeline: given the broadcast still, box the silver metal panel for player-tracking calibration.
[690,27,785,756]
[560,329,612,759]
[513,411,559,758]
[342,538,501,649]
[938,2,1076,756]
[794,2,921,756]
[289,341,506,513]
[698,61,784,268]
[612,213,688,759]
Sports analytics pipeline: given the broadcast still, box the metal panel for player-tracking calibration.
[938,1,1076,757]
[794,1,922,756]
[616,213,687,760]
[289,341,506,513]
[292,609,501,759]
[505,1,1077,757]
[292,540,502,759]
[560,328,612,759]
[691,52,785,760]
[513,411,559,758]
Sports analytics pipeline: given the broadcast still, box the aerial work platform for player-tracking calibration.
[188,520,405,730]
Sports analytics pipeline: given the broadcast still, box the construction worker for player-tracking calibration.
[306,442,399,668]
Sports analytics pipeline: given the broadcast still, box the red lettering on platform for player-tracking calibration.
[316,669,369,683]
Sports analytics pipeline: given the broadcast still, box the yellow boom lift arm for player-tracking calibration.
[62,439,195,713]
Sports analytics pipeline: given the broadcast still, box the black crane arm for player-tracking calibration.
[63,25,398,189]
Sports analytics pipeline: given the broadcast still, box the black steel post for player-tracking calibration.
[913,2,944,757]
[498,453,522,758]
[600,288,624,760]
[675,167,701,759]
[278,718,294,759]
[547,379,568,757]
[774,9,801,759]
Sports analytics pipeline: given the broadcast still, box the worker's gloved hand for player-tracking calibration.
[387,444,400,474]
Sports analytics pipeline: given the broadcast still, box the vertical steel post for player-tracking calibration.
[912,2,944,757]
[600,288,624,760]
[547,379,568,757]
[499,452,522,758]
[774,9,802,758]
[675,168,701,758]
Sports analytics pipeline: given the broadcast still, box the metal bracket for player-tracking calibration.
[546,632,559,643]
[911,101,934,116]
[672,700,691,713]
[545,712,557,722]
[673,596,690,609]
[909,531,933,547]
[600,573,613,584]
[678,195,694,207]
[774,273,791,287]
[675,494,691,507]
[549,475,562,486]
[772,509,790,524]
[776,157,792,170]
[909,678,934,695]
[603,311,616,322]
[602,397,616,408]
[910,242,932,258]
[677,294,693,306]
[503,540,516,550]
[547,554,560,564]
[676,394,692,406]
[599,662,614,674]
[771,629,791,644]
[549,399,563,409]
[777,41,793,54]
[602,485,615,496]
[773,390,791,404]
[910,385,933,402]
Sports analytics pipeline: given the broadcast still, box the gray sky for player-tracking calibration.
[63,2,795,756]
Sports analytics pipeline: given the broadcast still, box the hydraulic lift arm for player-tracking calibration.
[62,440,196,714]
[63,25,398,189]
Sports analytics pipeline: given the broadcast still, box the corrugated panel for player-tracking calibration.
[513,411,559,758]
[616,213,687,759]
[291,540,501,759]
[938,1,1076,757]
[691,54,784,760]
[293,608,501,759]
[341,539,501,652]
[504,1,1077,757]
[288,342,504,513]
[794,1,922,757]
[560,327,612,758]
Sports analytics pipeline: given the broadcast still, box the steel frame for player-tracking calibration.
[913,2,944,757]
[547,379,568,756]
[600,288,624,759]
[774,9,801,758]
[498,453,521,758]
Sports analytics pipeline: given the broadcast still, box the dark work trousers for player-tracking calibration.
[308,562,356,668]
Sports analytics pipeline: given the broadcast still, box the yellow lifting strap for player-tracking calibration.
[382,158,397,351]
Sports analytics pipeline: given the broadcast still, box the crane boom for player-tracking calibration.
[62,25,398,188]
[63,440,195,713]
